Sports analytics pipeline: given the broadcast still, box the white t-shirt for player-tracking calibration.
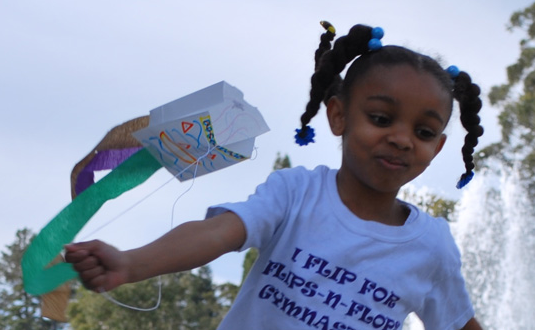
[207,166,474,330]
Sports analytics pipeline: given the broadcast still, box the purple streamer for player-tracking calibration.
[75,147,143,195]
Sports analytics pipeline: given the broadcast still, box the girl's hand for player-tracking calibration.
[65,240,129,292]
[460,317,483,330]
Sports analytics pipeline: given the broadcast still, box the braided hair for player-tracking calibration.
[297,23,484,189]
[452,72,484,188]
[314,21,337,70]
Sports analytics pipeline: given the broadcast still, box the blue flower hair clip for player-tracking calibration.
[368,27,384,51]
[456,171,474,189]
[446,65,460,79]
[295,126,315,146]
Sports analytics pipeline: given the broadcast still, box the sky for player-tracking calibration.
[1,0,533,286]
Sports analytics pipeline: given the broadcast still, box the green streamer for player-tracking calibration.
[22,148,162,295]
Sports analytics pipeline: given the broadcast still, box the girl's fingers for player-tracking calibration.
[79,265,105,284]
[70,255,101,272]
[64,240,124,291]
[64,248,90,263]
[65,240,110,264]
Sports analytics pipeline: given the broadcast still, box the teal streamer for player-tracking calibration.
[22,148,162,295]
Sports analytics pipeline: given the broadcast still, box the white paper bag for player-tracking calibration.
[133,81,270,181]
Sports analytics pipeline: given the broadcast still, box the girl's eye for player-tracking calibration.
[416,128,437,140]
[369,114,391,126]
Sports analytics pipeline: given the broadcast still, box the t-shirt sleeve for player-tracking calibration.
[206,169,294,252]
[417,271,474,329]
[416,226,475,330]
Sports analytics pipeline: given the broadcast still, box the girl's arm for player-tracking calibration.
[461,317,483,330]
[65,211,245,292]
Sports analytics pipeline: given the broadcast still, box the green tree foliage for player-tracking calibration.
[67,266,231,330]
[241,247,259,284]
[0,228,56,330]
[399,189,457,221]
[240,153,292,284]
[272,152,292,171]
[214,282,238,309]
[481,3,535,195]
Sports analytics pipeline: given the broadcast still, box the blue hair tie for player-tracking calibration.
[295,126,315,146]
[446,65,460,79]
[368,27,384,51]
[456,171,474,189]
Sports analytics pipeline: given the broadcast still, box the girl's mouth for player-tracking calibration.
[377,156,408,170]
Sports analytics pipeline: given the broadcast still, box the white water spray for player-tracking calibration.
[402,158,535,329]
[453,159,535,329]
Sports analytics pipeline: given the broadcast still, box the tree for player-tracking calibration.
[68,266,230,330]
[399,187,457,221]
[483,2,535,196]
[272,152,291,171]
[0,228,56,330]
[240,247,259,284]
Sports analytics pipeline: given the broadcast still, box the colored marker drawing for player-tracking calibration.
[137,112,248,181]
[200,115,247,160]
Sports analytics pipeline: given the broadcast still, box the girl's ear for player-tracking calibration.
[433,134,447,157]
[327,96,346,136]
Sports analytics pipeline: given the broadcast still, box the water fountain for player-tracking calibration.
[402,157,535,329]
[453,159,535,329]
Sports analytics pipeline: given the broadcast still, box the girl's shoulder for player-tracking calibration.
[266,165,336,198]
[404,203,462,266]
[270,164,333,182]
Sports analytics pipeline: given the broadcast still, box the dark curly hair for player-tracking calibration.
[297,23,484,188]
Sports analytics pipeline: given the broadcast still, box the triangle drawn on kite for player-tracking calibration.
[182,121,194,134]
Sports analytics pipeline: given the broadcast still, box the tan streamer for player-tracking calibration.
[40,115,149,321]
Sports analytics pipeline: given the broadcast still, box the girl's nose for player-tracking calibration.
[386,126,413,150]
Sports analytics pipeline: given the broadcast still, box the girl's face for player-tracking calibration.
[327,64,450,195]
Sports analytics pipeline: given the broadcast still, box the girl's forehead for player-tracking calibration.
[358,64,442,84]
[352,64,452,101]
[349,65,453,120]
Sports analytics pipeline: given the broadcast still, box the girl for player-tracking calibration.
[66,23,483,330]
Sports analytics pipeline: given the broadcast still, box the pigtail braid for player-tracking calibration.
[314,21,336,70]
[298,24,373,139]
[452,71,484,188]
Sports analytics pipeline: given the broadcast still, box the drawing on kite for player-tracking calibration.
[159,130,198,164]
[140,113,249,181]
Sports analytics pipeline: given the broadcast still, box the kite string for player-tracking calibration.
[78,145,214,241]
[87,129,255,311]
[99,281,162,312]
[93,144,215,311]
[170,153,201,228]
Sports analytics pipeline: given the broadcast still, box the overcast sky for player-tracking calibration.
[1,0,533,285]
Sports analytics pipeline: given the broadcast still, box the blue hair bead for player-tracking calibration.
[446,65,460,79]
[295,126,315,146]
[371,27,384,40]
[368,26,384,51]
[368,38,383,51]
[456,171,474,189]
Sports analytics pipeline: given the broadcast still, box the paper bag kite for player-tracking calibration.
[22,81,269,321]
[133,81,269,181]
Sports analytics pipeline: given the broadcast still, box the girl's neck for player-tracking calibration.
[336,172,409,226]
